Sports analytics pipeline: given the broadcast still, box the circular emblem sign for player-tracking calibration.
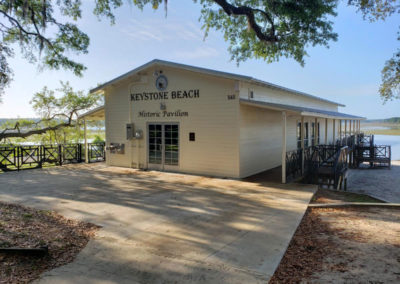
[155,75,168,91]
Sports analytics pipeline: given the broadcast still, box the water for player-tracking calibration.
[373,135,400,161]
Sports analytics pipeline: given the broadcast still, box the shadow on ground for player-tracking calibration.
[0,163,315,283]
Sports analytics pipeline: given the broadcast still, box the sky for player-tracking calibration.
[0,1,399,119]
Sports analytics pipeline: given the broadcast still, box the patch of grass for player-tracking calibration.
[312,188,384,204]
[22,213,33,219]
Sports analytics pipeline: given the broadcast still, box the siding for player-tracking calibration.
[239,105,282,178]
[240,82,339,111]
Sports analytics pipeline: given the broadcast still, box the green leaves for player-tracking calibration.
[199,0,338,66]
[380,49,400,103]
[0,0,89,95]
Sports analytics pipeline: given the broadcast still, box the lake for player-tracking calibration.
[374,135,400,161]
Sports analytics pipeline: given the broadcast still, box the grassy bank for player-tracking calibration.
[361,122,400,136]
[362,129,400,135]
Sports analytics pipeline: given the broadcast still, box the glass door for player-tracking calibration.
[148,124,163,170]
[148,123,179,170]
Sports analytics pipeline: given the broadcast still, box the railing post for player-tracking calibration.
[58,145,63,166]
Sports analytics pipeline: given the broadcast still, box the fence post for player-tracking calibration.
[39,145,43,168]
[58,145,63,166]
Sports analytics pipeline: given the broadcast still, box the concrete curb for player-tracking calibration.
[309,202,400,208]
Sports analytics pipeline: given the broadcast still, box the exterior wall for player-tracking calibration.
[239,105,283,178]
[240,82,339,112]
[104,88,132,168]
[105,66,240,178]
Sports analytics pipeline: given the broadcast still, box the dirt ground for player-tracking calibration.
[271,206,400,283]
[0,202,99,284]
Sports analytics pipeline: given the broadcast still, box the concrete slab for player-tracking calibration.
[0,163,316,283]
[347,160,400,203]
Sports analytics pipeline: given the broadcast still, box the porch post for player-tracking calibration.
[344,119,347,137]
[281,111,287,184]
[349,120,352,136]
[339,120,342,142]
[314,117,318,146]
[84,118,88,163]
[332,119,336,143]
[301,116,305,174]
[324,118,328,144]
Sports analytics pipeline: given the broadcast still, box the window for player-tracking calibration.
[297,122,302,149]
[311,122,320,146]
[304,122,309,147]
[248,89,254,99]
[297,121,311,148]
[311,122,315,146]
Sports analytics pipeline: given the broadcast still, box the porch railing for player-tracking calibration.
[0,143,105,172]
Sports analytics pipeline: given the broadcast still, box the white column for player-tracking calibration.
[344,120,347,137]
[84,118,88,163]
[324,118,328,144]
[333,119,336,143]
[339,120,342,141]
[301,116,305,174]
[349,120,352,136]
[281,111,287,184]
[314,117,318,146]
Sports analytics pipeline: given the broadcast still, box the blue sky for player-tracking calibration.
[0,1,399,119]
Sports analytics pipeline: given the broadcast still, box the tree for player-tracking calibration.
[0,0,90,96]
[1,0,339,97]
[348,0,400,102]
[0,81,102,142]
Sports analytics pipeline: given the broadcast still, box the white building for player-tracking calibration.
[80,59,363,182]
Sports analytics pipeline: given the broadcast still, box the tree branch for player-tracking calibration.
[0,122,74,141]
[213,0,277,42]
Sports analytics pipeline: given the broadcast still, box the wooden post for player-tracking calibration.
[281,111,287,184]
[349,120,352,136]
[84,118,88,163]
[333,119,336,144]
[339,120,342,143]
[344,120,347,137]
[324,118,328,144]
[314,117,318,146]
[301,116,305,174]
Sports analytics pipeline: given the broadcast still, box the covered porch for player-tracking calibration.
[240,99,364,185]
[78,105,106,163]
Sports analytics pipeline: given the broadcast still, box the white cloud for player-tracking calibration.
[120,18,204,42]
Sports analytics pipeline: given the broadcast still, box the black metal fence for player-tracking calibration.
[0,143,105,172]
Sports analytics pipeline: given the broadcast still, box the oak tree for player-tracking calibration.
[0,81,101,142]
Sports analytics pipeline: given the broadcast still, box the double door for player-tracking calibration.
[148,123,179,170]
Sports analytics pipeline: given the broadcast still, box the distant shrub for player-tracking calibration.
[92,135,105,144]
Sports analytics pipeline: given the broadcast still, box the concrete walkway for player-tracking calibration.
[347,160,400,203]
[0,163,316,283]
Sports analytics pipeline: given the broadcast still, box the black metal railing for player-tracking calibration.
[285,149,302,180]
[0,143,105,172]
[286,133,392,186]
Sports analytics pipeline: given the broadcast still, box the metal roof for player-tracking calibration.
[90,59,345,107]
[78,105,105,120]
[240,99,365,120]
